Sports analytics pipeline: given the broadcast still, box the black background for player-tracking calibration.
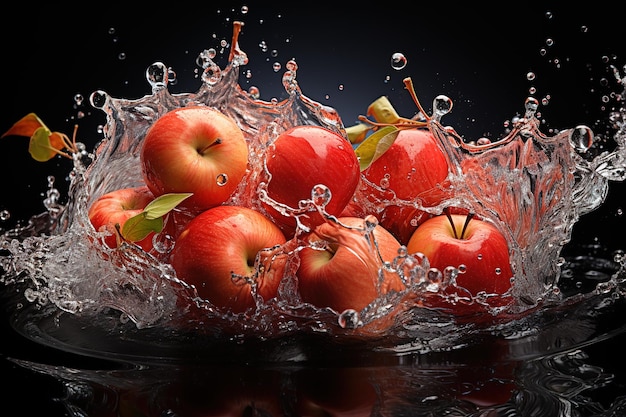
[1,2,625,415]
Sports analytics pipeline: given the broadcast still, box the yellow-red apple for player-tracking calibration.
[141,106,248,212]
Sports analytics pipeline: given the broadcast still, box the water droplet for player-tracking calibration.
[286,60,298,72]
[458,264,467,273]
[338,309,361,329]
[202,63,222,85]
[432,95,453,121]
[248,86,260,99]
[311,184,331,207]
[0,210,10,221]
[146,62,169,90]
[364,214,379,231]
[167,68,177,85]
[570,125,594,152]
[89,90,109,109]
[391,52,407,70]
[495,267,502,275]
[524,97,539,117]
[216,173,228,186]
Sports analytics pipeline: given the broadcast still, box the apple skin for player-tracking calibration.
[140,106,249,212]
[359,128,451,243]
[362,128,451,206]
[87,185,156,252]
[170,205,287,313]
[296,216,404,313]
[406,213,513,304]
[262,125,361,237]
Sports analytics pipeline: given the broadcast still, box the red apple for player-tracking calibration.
[406,211,513,306]
[170,205,287,313]
[359,128,451,243]
[261,125,361,237]
[296,216,404,313]
[88,185,156,252]
[140,106,249,212]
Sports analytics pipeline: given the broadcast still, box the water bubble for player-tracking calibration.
[570,125,594,152]
[338,84,344,91]
[240,5,248,14]
[581,25,588,33]
[89,90,109,109]
[338,309,361,329]
[526,72,536,81]
[0,210,10,221]
[391,52,407,70]
[216,173,228,186]
[118,52,126,61]
[273,62,281,72]
[524,97,539,117]
[248,86,260,99]
[259,41,268,52]
[74,94,84,106]
[270,49,278,58]
[311,184,331,207]
[286,60,298,72]
[546,38,554,47]
[146,62,169,90]
[108,27,116,35]
[202,63,222,85]
[545,11,553,19]
[432,95,453,121]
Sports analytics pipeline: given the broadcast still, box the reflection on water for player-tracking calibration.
[6,329,626,417]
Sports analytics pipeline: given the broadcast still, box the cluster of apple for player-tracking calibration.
[87,96,515,318]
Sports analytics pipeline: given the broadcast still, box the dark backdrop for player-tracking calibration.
[1,2,624,415]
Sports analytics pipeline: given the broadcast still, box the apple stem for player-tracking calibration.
[460,213,474,239]
[403,77,431,122]
[199,138,222,154]
[444,207,458,239]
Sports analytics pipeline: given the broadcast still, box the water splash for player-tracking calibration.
[1,21,625,355]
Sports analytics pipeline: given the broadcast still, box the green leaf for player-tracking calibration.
[120,193,192,243]
[122,213,164,243]
[28,126,56,162]
[354,126,399,171]
[143,193,193,220]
